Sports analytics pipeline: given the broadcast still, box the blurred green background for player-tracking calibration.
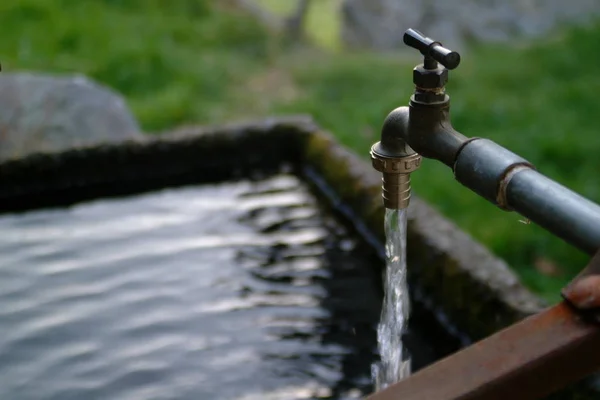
[1,0,599,302]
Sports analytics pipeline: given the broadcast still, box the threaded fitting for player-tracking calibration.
[370,145,422,210]
[382,172,412,209]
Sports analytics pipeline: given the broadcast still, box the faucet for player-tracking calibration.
[367,29,600,400]
[370,29,464,209]
[370,28,600,256]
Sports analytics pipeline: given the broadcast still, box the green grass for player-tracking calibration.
[256,0,342,50]
[0,0,271,130]
[1,0,599,302]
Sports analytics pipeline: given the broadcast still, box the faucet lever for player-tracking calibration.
[403,29,461,70]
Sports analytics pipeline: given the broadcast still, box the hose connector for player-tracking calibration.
[370,146,421,209]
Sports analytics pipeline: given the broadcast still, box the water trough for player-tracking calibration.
[0,116,597,399]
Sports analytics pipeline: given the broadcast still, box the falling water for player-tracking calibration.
[372,208,411,390]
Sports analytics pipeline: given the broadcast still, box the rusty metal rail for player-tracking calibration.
[366,251,600,400]
[563,250,600,324]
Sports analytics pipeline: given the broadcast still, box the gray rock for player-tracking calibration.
[0,73,142,161]
[341,0,600,51]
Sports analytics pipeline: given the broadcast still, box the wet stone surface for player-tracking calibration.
[0,174,384,400]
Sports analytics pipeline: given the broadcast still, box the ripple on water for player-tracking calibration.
[0,175,381,399]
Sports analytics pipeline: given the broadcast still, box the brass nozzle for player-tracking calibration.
[370,148,422,209]
[382,172,411,209]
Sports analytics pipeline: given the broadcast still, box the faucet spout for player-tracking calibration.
[370,107,422,210]
[378,106,412,158]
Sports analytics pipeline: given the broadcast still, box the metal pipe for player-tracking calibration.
[507,168,600,255]
[406,99,469,167]
[453,138,600,254]
[453,139,532,207]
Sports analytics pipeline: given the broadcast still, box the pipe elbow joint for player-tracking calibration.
[373,106,416,158]
[370,107,422,210]
[406,100,468,167]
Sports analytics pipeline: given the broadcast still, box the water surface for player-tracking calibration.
[0,175,382,400]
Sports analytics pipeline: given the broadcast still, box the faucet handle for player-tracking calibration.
[403,29,460,70]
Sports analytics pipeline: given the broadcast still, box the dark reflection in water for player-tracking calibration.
[0,175,383,400]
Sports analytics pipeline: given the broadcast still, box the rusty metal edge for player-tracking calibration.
[563,249,600,322]
[366,249,600,400]
[365,301,600,400]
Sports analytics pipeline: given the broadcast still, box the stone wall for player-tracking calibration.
[341,0,600,51]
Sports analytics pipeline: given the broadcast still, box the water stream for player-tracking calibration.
[373,208,411,390]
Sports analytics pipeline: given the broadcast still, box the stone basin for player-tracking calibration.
[0,116,597,399]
